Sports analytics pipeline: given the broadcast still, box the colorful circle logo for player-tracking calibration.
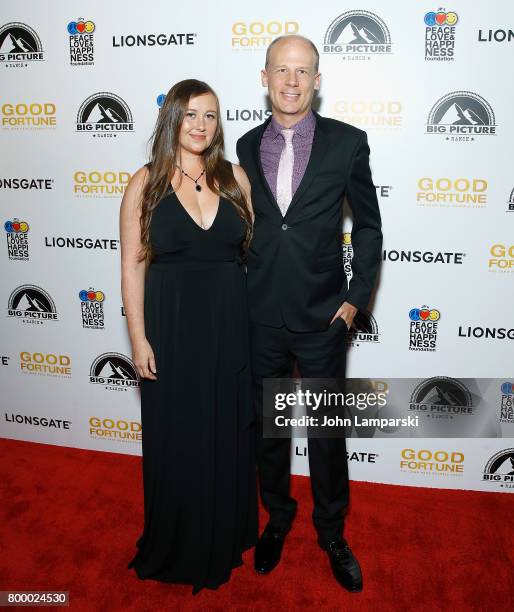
[501,382,513,395]
[79,289,105,302]
[4,220,29,233]
[409,308,440,322]
[67,20,95,35]
[424,11,458,27]
[156,94,166,108]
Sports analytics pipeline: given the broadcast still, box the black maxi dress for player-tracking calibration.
[127,184,258,594]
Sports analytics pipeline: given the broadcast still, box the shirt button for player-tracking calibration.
[282,224,288,231]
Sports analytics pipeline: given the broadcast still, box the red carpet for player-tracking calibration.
[1,438,513,611]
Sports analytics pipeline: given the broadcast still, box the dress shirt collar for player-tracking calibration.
[267,109,316,139]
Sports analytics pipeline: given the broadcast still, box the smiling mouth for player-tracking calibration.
[281,92,301,100]
[190,134,206,140]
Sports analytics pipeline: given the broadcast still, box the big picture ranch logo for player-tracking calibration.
[76,92,133,137]
[0,22,44,67]
[89,352,139,391]
[323,11,392,59]
[7,285,57,324]
[426,91,496,141]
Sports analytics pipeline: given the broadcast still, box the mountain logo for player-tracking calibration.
[507,188,514,212]
[346,309,380,345]
[409,377,474,417]
[7,284,58,322]
[483,448,514,486]
[323,11,392,56]
[0,22,44,64]
[426,91,496,138]
[89,352,140,388]
[76,92,134,136]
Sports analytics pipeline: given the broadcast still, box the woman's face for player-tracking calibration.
[178,92,218,156]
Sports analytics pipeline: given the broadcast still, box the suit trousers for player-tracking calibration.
[250,317,349,546]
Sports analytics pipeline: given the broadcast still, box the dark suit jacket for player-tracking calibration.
[236,111,383,332]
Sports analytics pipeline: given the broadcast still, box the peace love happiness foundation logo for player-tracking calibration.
[0,22,44,67]
[79,288,105,329]
[409,306,440,352]
[424,9,458,61]
[500,382,514,425]
[5,218,29,261]
[67,18,95,66]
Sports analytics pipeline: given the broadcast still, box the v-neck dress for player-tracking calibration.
[127,186,257,594]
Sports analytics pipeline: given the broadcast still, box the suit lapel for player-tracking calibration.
[250,116,283,216]
[284,112,329,217]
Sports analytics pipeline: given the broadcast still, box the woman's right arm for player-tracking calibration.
[119,166,157,380]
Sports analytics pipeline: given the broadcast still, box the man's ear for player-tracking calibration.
[261,69,268,87]
[314,72,321,91]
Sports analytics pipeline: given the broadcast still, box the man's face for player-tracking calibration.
[262,38,320,120]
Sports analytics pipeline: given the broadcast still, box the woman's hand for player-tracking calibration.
[132,337,157,380]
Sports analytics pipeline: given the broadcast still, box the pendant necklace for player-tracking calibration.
[180,167,205,192]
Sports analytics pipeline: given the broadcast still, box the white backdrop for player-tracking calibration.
[1,0,513,493]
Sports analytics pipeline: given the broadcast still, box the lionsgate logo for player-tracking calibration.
[0,177,53,190]
[76,92,134,137]
[323,10,392,59]
[80,288,105,329]
[112,32,197,48]
[409,377,473,420]
[426,91,496,141]
[5,219,29,261]
[226,108,272,122]
[424,10,458,61]
[482,449,514,489]
[384,250,465,265]
[500,382,514,425]
[409,306,440,352]
[67,18,95,66]
[8,285,58,325]
[346,310,380,346]
[89,352,140,391]
[0,22,44,67]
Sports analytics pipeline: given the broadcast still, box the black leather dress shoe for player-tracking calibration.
[254,525,288,574]
[323,538,363,592]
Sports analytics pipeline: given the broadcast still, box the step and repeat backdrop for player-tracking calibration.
[1,1,513,493]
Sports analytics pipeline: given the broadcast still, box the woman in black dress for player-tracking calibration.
[120,79,257,594]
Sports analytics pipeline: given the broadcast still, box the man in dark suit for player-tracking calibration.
[236,34,382,592]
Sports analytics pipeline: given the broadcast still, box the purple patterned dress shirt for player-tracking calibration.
[260,110,316,201]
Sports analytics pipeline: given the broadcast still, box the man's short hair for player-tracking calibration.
[265,35,320,73]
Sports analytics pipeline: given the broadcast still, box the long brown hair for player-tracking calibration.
[138,79,252,264]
